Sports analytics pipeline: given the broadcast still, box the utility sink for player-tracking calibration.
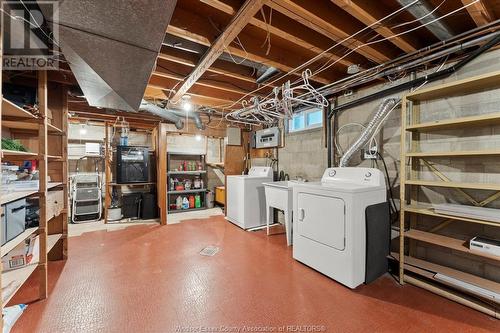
[263,180,305,245]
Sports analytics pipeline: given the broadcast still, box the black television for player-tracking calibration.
[116,146,149,184]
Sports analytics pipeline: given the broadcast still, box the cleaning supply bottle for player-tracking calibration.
[189,195,195,208]
[176,196,183,210]
[2,304,27,333]
[195,194,201,208]
[182,196,189,209]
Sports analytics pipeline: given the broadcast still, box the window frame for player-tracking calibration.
[288,107,324,133]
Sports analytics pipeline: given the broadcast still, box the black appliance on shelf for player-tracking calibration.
[141,193,158,219]
[116,146,149,184]
[121,193,142,219]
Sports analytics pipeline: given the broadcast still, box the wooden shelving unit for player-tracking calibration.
[0,72,69,330]
[399,71,500,318]
[167,153,208,214]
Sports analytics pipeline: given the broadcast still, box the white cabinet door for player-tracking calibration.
[297,192,345,250]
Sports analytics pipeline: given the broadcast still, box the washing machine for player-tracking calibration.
[226,166,274,229]
[293,167,386,289]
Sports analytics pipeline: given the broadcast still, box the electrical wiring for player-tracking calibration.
[390,0,447,31]
[214,0,454,111]
[311,0,480,79]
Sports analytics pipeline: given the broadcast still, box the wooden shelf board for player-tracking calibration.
[168,207,207,214]
[1,150,37,157]
[2,98,37,119]
[47,123,63,134]
[1,182,63,205]
[47,233,62,252]
[1,227,38,257]
[1,234,62,306]
[1,120,38,131]
[407,150,500,157]
[405,229,500,262]
[404,205,500,227]
[406,112,500,132]
[405,180,500,191]
[48,155,63,160]
[405,70,500,101]
[2,262,38,306]
[392,253,500,295]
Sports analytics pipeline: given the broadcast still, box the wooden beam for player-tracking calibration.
[159,46,258,84]
[170,0,266,102]
[268,0,391,63]
[200,0,354,68]
[153,60,268,96]
[462,0,492,26]
[330,0,417,53]
[167,7,333,84]
[149,75,243,103]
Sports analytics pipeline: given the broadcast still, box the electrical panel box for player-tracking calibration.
[226,127,241,146]
[255,127,280,148]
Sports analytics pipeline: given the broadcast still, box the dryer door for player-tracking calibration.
[297,192,345,251]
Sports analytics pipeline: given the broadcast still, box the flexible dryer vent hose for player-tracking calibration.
[339,98,399,167]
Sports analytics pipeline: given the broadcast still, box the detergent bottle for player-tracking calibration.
[195,194,201,208]
[182,196,189,209]
[175,196,183,210]
[189,195,195,208]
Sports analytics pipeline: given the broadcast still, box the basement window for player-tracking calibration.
[288,107,323,133]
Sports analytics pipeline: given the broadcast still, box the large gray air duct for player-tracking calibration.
[41,1,177,111]
[139,100,206,130]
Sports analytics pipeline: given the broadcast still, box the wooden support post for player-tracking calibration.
[61,87,69,258]
[157,123,168,225]
[38,71,49,299]
[399,97,407,284]
[104,122,111,223]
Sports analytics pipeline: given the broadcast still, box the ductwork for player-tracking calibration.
[139,100,184,130]
[339,99,399,167]
[139,100,206,130]
[41,1,177,111]
[396,0,453,41]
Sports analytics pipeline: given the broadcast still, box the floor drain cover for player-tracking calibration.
[199,245,220,256]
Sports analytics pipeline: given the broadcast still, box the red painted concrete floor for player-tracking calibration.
[10,215,500,333]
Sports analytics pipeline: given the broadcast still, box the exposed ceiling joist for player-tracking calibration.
[268,0,391,63]
[152,67,263,96]
[462,0,493,26]
[200,0,355,68]
[149,76,237,106]
[159,46,257,84]
[167,8,333,85]
[330,0,417,53]
[169,0,267,102]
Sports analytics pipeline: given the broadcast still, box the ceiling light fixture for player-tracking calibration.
[182,95,192,112]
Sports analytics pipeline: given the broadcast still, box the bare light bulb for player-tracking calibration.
[79,124,87,135]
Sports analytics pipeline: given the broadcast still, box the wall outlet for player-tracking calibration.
[361,146,378,160]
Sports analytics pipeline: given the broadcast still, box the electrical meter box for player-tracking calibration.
[255,127,280,148]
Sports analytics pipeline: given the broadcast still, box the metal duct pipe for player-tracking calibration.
[139,100,184,130]
[339,98,399,167]
[396,0,453,40]
[167,109,206,130]
[139,100,206,130]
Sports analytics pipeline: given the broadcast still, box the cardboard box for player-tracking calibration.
[2,235,39,271]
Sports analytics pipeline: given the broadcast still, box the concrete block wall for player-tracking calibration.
[277,49,500,280]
